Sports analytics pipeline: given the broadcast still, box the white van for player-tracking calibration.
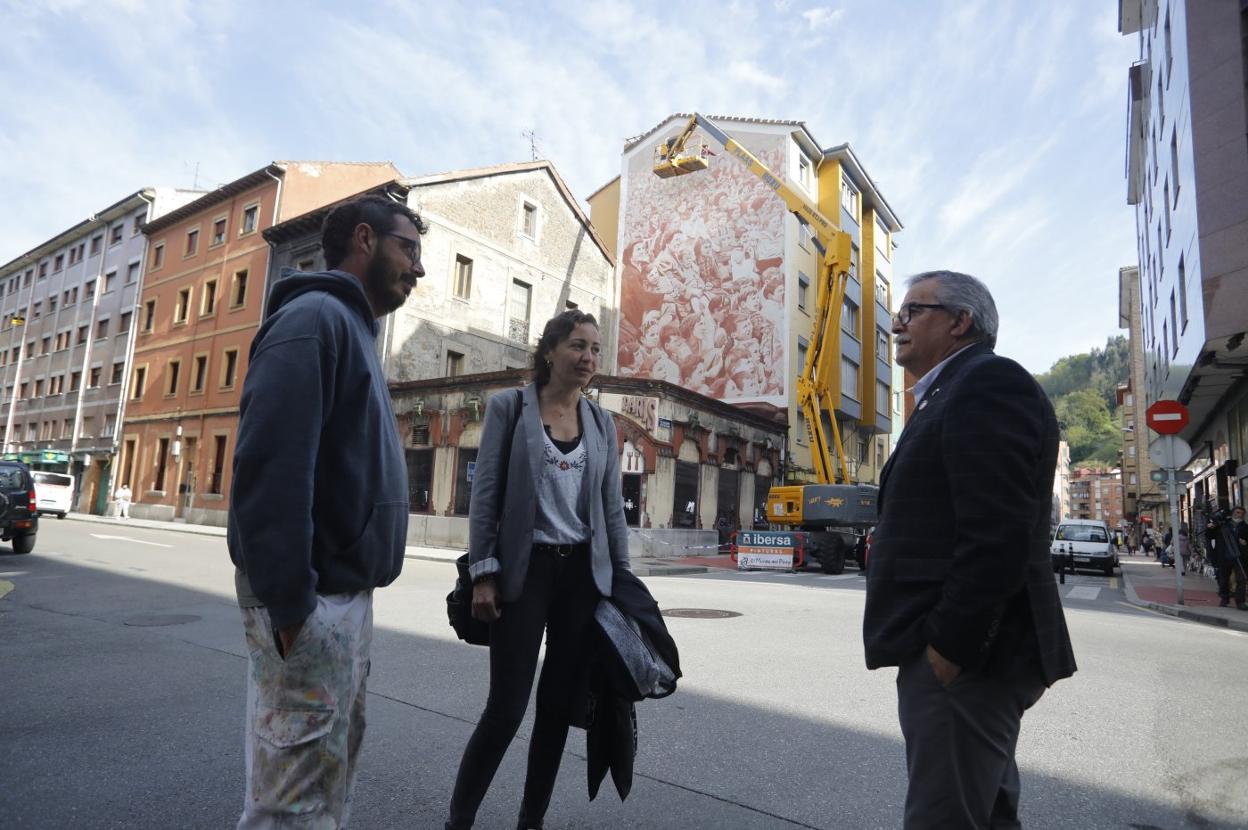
[32,472,74,519]
[1051,519,1117,575]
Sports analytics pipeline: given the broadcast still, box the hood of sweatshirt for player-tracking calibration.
[266,267,379,336]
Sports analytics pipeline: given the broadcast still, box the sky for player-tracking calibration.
[0,0,1139,375]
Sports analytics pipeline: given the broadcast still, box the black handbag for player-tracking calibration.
[447,553,490,646]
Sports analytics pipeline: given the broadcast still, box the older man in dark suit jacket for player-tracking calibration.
[864,270,1076,829]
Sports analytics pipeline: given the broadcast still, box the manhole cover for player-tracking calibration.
[660,608,741,619]
[123,614,201,627]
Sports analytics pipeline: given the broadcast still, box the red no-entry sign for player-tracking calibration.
[1145,400,1189,435]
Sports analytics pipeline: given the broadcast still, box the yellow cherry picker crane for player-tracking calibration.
[654,114,877,573]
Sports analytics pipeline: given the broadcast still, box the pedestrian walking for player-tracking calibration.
[446,310,632,830]
[863,270,1076,830]
[113,483,132,520]
[227,195,426,828]
[1212,506,1248,610]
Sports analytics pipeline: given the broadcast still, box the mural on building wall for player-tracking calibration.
[617,129,787,405]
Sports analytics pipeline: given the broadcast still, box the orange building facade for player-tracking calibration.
[122,162,399,523]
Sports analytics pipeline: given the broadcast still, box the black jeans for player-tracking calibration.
[447,547,600,829]
[1216,557,1247,604]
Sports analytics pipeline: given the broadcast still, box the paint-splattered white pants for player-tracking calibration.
[237,591,372,830]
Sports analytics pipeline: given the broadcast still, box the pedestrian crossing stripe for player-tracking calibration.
[0,579,13,600]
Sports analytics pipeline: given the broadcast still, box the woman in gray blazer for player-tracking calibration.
[446,309,631,830]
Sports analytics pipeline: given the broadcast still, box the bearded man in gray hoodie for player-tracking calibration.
[228,194,425,828]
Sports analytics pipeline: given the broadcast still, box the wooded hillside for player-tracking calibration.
[1034,336,1131,467]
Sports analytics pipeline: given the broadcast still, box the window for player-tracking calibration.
[34,378,43,396]
[797,272,809,311]
[406,448,434,512]
[110,224,123,246]
[109,362,123,385]
[104,270,116,293]
[70,371,81,392]
[877,380,890,416]
[841,357,859,399]
[1177,255,1187,331]
[73,418,86,439]
[40,336,50,355]
[521,201,538,238]
[446,350,464,377]
[192,354,208,393]
[166,359,180,396]
[1163,180,1171,239]
[118,311,132,334]
[796,336,809,374]
[795,411,806,444]
[454,255,473,300]
[210,435,228,494]
[211,217,227,246]
[32,301,41,319]
[877,329,890,361]
[19,382,27,399]
[221,348,239,389]
[143,299,156,331]
[131,366,146,399]
[841,297,859,337]
[798,223,811,252]
[48,296,57,313]
[671,459,699,526]
[876,272,890,309]
[1169,291,1179,357]
[1170,129,1180,204]
[90,235,103,256]
[202,279,217,315]
[1163,7,1172,81]
[69,246,78,265]
[297,258,315,271]
[103,414,116,437]
[132,214,144,236]
[120,438,136,487]
[96,318,109,339]
[151,242,164,269]
[174,287,191,324]
[241,204,259,235]
[89,367,101,388]
[840,177,859,218]
[231,270,248,307]
[154,437,170,491]
[453,448,479,515]
[185,228,200,257]
[798,155,812,190]
[127,262,140,284]
[508,280,532,342]
[53,254,64,272]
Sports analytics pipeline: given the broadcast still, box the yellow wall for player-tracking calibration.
[586,176,621,259]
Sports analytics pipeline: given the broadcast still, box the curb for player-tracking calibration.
[63,512,227,538]
[1119,567,1248,634]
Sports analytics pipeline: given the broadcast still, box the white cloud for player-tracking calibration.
[726,60,787,95]
[802,6,844,30]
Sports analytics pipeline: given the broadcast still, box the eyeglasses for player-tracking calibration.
[892,302,948,325]
[379,231,422,266]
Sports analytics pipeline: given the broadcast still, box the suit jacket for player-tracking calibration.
[467,383,631,602]
[863,343,1077,686]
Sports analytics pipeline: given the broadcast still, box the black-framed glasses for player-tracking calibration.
[892,302,948,325]
[379,231,422,265]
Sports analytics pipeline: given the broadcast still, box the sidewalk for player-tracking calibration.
[1119,555,1248,633]
[63,512,711,577]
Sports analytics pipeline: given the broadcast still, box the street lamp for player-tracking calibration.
[4,314,26,454]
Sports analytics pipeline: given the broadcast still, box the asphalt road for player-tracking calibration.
[1,520,1246,829]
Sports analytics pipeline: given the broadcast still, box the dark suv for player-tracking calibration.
[0,461,38,554]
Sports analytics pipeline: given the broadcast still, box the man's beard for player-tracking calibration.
[363,252,404,314]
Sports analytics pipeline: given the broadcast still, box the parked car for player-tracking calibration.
[1051,519,1117,576]
[32,471,74,519]
[0,460,38,554]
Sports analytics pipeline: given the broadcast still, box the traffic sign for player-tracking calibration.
[1148,435,1192,470]
[1151,469,1194,483]
[1145,400,1189,434]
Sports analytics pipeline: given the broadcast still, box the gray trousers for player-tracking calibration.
[896,651,1045,830]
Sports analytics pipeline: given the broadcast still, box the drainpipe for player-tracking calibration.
[106,190,156,496]
[4,258,41,453]
[70,211,114,457]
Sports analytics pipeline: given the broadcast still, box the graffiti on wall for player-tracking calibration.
[617,129,788,405]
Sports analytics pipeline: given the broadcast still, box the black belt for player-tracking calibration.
[533,542,590,558]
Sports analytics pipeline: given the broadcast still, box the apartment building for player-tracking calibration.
[588,114,902,493]
[1117,265,1164,533]
[1069,467,1126,529]
[0,187,201,513]
[1121,0,1248,517]
[123,161,400,523]
[1054,440,1072,522]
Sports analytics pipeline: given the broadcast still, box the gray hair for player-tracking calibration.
[905,270,999,348]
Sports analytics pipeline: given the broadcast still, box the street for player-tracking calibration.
[2,520,1247,829]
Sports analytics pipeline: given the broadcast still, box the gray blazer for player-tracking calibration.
[467,383,631,602]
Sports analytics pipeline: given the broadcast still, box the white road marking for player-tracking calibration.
[817,574,864,581]
[1067,586,1101,601]
[89,534,174,549]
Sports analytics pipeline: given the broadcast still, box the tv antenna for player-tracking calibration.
[521,130,540,161]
